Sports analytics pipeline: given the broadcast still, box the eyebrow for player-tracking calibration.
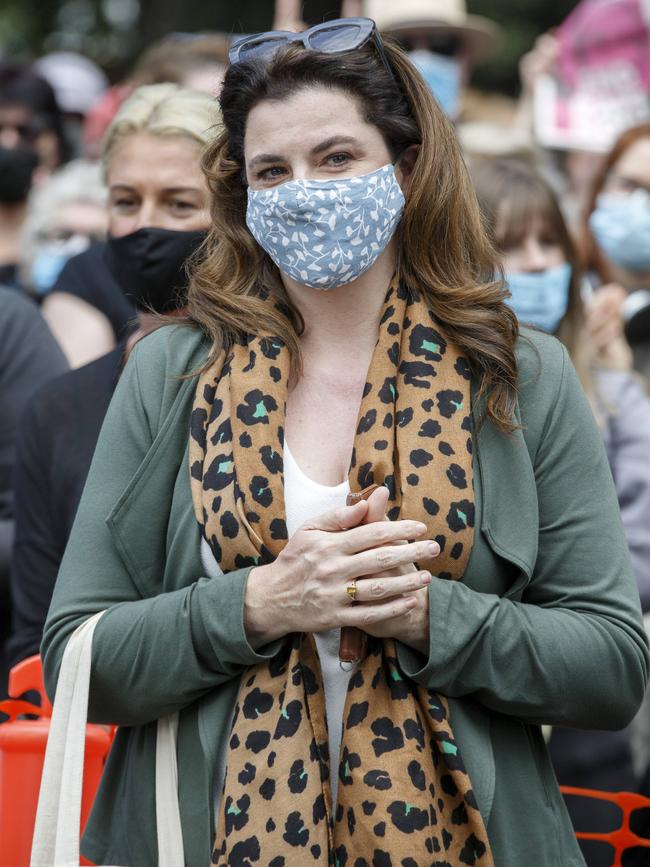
[109,184,202,195]
[248,135,361,169]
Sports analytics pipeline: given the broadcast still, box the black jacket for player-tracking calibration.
[7,346,122,668]
[0,287,68,693]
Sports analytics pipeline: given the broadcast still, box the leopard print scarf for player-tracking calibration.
[189,283,493,866]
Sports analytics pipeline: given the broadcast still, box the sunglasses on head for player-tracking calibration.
[229,17,394,79]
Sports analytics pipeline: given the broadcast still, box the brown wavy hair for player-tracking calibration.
[581,122,650,283]
[187,38,519,432]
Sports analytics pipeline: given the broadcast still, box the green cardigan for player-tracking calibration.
[42,324,649,867]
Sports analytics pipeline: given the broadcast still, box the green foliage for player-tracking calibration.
[0,0,580,93]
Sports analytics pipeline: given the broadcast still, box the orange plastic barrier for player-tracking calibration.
[560,786,650,867]
[0,655,113,867]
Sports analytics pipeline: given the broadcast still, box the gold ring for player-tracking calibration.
[346,580,358,602]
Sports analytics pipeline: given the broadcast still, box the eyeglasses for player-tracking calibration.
[229,17,394,79]
[396,34,463,57]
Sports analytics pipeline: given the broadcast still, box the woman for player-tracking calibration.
[0,61,71,292]
[582,123,650,379]
[20,159,107,300]
[40,83,216,367]
[472,156,650,865]
[42,20,648,867]
[8,83,217,669]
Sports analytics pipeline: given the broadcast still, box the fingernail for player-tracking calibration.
[420,571,431,584]
[427,541,440,555]
[413,522,427,533]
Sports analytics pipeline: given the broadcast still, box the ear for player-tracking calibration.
[395,145,420,193]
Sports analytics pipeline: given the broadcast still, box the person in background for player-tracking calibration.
[20,160,108,301]
[514,29,605,230]
[41,83,219,369]
[365,0,499,120]
[0,289,68,700]
[0,61,70,291]
[0,60,71,174]
[130,32,229,94]
[21,160,114,367]
[0,145,38,292]
[582,123,650,380]
[7,83,219,671]
[472,156,650,867]
[83,31,229,158]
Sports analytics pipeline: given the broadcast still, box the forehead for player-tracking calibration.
[496,200,556,247]
[107,132,204,188]
[613,137,650,179]
[244,86,384,157]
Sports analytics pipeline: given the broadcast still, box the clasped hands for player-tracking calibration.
[244,486,436,655]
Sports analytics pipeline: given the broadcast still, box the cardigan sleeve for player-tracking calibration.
[41,336,282,727]
[397,343,649,730]
[598,371,650,612]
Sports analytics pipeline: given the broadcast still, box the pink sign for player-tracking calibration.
[534,0,650,151]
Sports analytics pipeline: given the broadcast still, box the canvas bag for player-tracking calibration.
[30,612,184,867]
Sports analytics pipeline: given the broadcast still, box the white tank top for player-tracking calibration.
[201,440,353,809]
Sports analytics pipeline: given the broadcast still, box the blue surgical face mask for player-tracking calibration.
[30,234,91,296]
[246,164,405,290]
[505,263,572,333]
[408,50,461,119]
[589,189,650,273]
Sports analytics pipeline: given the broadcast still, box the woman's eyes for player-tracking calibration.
[111,197,199,214]
[168,199,198,213]
[111,198,138,211]
[257,166,286,181]
[325,152,351,167]
[256,152,354,182]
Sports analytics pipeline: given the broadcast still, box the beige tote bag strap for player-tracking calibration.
[30,612,184,867]
[156,713,184,865]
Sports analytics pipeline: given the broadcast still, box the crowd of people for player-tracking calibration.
[2,1,650,865]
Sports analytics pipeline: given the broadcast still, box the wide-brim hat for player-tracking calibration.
[365,0,500,62]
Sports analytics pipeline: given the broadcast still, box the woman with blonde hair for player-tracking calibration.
[40,82,219,366]
[9,83,219,667]
[43,19,647,866]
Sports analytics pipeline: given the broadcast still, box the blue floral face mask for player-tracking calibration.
[505,263,572,333]
[408,50,461,119]
[246,163,405,290]
[589,190,650,272]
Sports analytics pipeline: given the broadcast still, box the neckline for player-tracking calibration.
[284,439,350,494]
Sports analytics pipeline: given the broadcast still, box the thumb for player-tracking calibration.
[303,499,368,533]
[365,485,390,524]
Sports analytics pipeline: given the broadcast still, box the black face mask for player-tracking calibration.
[0,146,39,203]
[105,226,207,313]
